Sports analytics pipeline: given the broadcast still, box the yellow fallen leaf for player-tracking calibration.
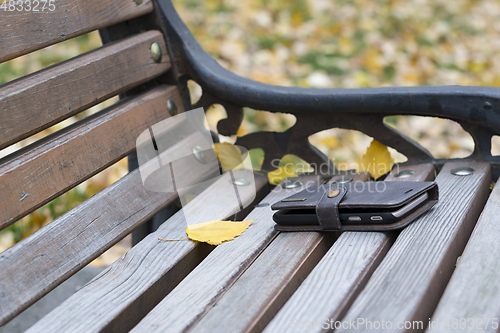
[214,143,245,172]
[185,219,255,245]
[357,139,394,179]
[279,154,314,173]
[268,166,298,185]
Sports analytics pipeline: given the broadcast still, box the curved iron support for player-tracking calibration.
[156,0,500,177]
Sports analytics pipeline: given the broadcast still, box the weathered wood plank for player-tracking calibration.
[0,30,170,150]
[388,163,436,182]
[0,85,182,230]
[0,0,153,63]
[263,164,435,333]
[336,161,491,333]
[25,171,269,333]
[127,175,323,333]
[265,232,395,332]
[428,178,500,333]
[191,232,336,333]
[0,132,219,327]
[181,172,365,332]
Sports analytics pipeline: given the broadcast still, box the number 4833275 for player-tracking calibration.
[1,0,56,11]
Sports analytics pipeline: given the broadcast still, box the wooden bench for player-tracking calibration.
[2,1,500,332]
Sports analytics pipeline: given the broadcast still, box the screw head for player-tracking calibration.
[150,42,162,63]
[192,145,207,164]
[395,170,416,178]
[167,98,177,116]
[334,176,353,184]
[282,180,303,189]
[451,166,474,176]
[231,178,250,186]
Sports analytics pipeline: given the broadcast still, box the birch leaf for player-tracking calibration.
[268,166,298,185]
[357,139,394,179]
[185,219,255,245]
[214,143,245,172]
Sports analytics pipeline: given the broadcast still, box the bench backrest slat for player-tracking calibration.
[0,0,153,63]
[0,30,170,150]
[0,85,182,230]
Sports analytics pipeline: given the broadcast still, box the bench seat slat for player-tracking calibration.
[336,161,491,333]
[0,131,219,326]
[195,232,335,333]
[186,172,370,333]
[0,0,153,63]
[0,30,170,150]
[0,85,182,230]
[26,171,269,333]
[125,175,322,333]
[262,165,434,333]
[429,177,500,333]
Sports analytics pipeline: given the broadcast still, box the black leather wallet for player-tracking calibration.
[271,181,438,232]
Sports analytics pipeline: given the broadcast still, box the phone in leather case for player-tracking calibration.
[271,181,438,232]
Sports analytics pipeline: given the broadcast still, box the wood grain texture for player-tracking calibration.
[0,30,170,150]
[428,177,500,333]
[0,0,153,63]
[0,132,219,327]
[191,227,335,333]
[25,171,269,333]
[0,85,182,230]
[337,161,491,333]
[264,232,395,333]
[263,166,434,333]
[129,175,323,333]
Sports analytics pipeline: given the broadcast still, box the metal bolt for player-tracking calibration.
[451,166,474,176]
[167,98,177,116]
[150,42,162,63]
[334,176,353,184]
[327,189,340,198]
[231,178,250,186]
[282,180,303,189]
[395,170,416,178]
[192,145,207,164]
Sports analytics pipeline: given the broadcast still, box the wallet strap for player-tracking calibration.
[315,185,347,230]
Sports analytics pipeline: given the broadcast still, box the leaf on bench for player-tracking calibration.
[185,219,255,245]
[357,139,394,179]
[214,143,247,172]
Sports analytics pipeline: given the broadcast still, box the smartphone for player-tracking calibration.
[273,193,429,225]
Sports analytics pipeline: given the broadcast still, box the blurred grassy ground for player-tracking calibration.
[2,0,500,263]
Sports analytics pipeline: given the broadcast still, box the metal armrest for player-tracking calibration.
[156,0,500,176]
